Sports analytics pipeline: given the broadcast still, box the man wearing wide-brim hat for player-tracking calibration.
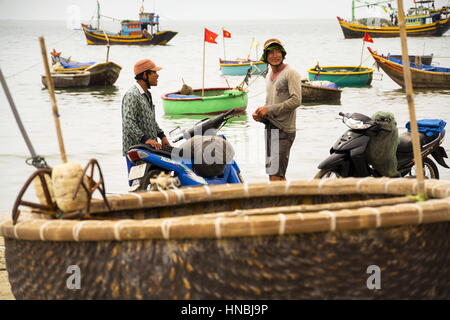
[253,39,302,181]
[122,58,171,172]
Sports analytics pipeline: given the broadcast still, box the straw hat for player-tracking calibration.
[134,59,162,75]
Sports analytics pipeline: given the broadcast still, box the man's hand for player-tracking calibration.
[161,136,172,148]
[144,139,162,150]
[252,111,263,122]
[253,106,269,122]
[255,106,269,117]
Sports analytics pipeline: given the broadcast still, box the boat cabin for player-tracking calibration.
[120,12,160,36]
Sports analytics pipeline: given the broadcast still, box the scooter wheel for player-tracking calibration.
[408,157,440,180]
[314,169,342,179]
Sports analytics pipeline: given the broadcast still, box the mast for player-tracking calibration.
[352,0,356,20]
[96,0,100,30]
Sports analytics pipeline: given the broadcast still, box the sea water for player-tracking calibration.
[0,19,449,214]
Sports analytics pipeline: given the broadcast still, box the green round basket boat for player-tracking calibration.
[1,178,450,299]
[162,87,248,115]
[308,66,374,87]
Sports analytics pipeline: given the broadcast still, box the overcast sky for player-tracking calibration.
[1,0,448,21]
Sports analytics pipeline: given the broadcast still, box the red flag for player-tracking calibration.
[363,32,374,43]
[223,29,231,38]
[204,28,218,44]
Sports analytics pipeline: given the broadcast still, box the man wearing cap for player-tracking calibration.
[122,58,170,168]
[252,39,301,181]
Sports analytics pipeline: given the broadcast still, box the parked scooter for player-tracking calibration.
[127,109,244,191]
[315,112,449,179]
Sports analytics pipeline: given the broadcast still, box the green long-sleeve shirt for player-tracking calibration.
[122,84,165,156]
[265,65,302,133]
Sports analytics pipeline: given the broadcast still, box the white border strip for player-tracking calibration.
[203,185,212,199]
[215,217,223,238]
[72,221,89,242]
[366,208,382,228]
[128,192,144,207]
[39,221,54,241]
[278,213,286,235]
[172,189,185,204]
[319,211,336,231]
[161,220,172,240]
[284,180,291,195]
[243,183,250,198]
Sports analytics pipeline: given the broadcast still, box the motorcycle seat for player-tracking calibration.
[128,144,183,158]
[397,132,435,153]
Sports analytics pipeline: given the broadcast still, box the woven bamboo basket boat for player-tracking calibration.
[1,177,450,299]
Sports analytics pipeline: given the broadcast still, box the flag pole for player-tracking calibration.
[202,37,206,97]
[247,37,254,60]
[222,28,226,60]
[359,37,365,67]
[397,0,425,198]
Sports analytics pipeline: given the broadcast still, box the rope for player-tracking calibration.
[4,30,79,79]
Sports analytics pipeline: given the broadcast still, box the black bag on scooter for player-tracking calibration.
[180,136,235,178]
[365,111,401,177]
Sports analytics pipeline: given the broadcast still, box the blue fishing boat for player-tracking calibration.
[369,47,450,89]
[220,59,267,76]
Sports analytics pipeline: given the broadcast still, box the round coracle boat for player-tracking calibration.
[161,87,248,115]
[1,177,450,299]
[307,66,374,87]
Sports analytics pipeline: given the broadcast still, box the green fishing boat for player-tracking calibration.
[307,66,374,87]
[161,87,248,115]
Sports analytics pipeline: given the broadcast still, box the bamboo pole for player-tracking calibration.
[396,0,425,198]
[39,36,68,163]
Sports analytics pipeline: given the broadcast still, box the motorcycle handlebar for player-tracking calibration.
[172,108,241,142]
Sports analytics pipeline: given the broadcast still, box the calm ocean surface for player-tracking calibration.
[0,19,449,215]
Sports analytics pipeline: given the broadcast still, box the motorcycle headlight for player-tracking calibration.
[344,117,373,130]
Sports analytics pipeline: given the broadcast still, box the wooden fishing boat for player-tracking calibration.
[369,47,450,89]
[301,80,342,104]
[162,88,248,115]
[1,177,450,299]
[307,66,374,87]
[48,52,122,87]
[41,71,91,88]
[337,0,450,38]
[219,59,267,76]
[81,2,177,45]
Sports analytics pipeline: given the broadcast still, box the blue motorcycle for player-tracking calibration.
[126,109,244,191]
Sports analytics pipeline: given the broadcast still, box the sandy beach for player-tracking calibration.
[0,237,14,300]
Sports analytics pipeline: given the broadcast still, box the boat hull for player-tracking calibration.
[220,60,267,76]
[162,88,248,115]
[82,28,177,45]
[301,82,342,104]
[2,178,450,299]
[41,72,91,88]
[308,66,374,87]
[85,62,122,86]
[337,16,450,38]
[369,48,450,89]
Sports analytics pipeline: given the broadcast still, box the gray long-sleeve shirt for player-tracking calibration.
[265,65,302,133]
[122,83,165,156]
